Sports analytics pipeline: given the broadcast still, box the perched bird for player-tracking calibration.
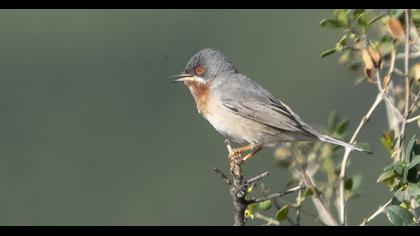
[172,48,365,161]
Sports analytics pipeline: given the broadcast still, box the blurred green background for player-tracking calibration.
[0,9,396,225]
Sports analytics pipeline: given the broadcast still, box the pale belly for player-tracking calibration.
[202,100,282,147]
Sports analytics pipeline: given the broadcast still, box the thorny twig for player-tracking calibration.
[213,167,231,186]
[245,171,271,186]
[247,184,306,204]
[214,139,305,226]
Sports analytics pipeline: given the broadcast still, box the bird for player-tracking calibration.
[171,48,366,162]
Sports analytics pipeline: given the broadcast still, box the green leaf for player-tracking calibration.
[357,12,368,30]
[392,9,405,18]
[353,9,365,20]
[393,188,405,202]
[247,184,254,193]
[338,35,348,47]
[336,118,350,136]
[334,9,349,26]
[321,156,335,174]
[338,49,351,64]
[320,48,338,58]
[413,9,420,26]
[368,14,386,26]
[386,205,414,226]
[407,183,420,197]
[408,155,420,169]
[303,188,313,198]
[320,19,343,28]
[344,178,353,190]
[403,165,409,184]
[378,37,394,56]
[275,205,289,221]
[358,143,372,153]
[383,163,394,171]
[245,203,257,220]
[381,130,395,154]
[350,174,363,190]
[257,200,272,211]
[405,135,417,162]
[394,162,404,176]
[327,111,339,133]
[349,63,362,73]
[377,169,395,183]
[347,193,362,201]
[414,140,420,156]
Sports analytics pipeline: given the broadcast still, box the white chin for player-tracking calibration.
[195,76,207,85]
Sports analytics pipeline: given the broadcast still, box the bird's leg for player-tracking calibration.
[225,140,244,178]
[228,144,254,168]
[242,145,263,161]
[229,144,254,159]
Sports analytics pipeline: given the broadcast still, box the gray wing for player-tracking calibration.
[214,73,319,139]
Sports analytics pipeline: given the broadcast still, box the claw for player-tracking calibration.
[228,150,242,159]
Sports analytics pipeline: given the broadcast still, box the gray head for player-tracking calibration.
[171,48,237,84]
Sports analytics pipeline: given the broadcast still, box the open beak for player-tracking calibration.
[169,73,193,83]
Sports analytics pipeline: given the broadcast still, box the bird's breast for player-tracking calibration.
[184,81,211,116]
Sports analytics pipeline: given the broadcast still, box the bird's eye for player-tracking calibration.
[195,66,205,75]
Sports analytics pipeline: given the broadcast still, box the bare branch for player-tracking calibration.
[217,140,294,226]
[291,148,338,226]
[295,188,303,226]
[360,199,392,226]
[380,48,404,137]
[376,70,403,121]
[408,90,420,114]
[213,168,231,186]
[248,184,306,204]
[397,9,412,160]
[406,114,420,123]
[223,139,248,226]
[339,92,383,225]
[396,51,420,59]
[244,171,271,186]
[304,170,338,226]
[254,213,281,226]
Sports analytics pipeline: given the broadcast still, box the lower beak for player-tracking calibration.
[169,73,193,82]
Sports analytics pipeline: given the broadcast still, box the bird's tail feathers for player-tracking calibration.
[318,134,370,153]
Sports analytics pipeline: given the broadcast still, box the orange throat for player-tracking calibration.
[184,81,211,116]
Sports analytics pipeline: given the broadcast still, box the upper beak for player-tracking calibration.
[169,73,193,83]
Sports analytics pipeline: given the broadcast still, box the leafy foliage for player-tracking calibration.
[377,136,420,225]
[319,9,420,225]
[247,9,420,226]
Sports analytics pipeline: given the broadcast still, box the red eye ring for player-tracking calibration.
[195,66,205,75]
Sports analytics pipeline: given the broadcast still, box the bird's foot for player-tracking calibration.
[228,149,244,162]
[228,144,255,164]
[229,149,244,177]
[229,151,244,167]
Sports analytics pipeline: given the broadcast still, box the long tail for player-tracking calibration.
[318,134,367,153]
